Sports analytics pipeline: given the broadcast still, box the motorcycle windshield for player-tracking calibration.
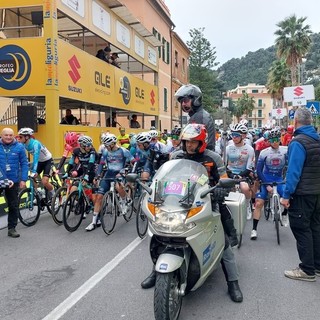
[150,159,209,209]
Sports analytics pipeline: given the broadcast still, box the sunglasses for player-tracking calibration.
[268,137,280,143]
[231,133,241,138]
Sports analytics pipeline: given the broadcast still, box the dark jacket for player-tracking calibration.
[188,105,215,150]
[283,125,320,197]
[60,115,79,125]
[0,139,29,183]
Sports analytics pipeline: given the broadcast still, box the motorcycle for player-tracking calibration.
[127,159,235,320]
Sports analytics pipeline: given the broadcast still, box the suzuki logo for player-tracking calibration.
[68,55,81,84]
[294,86,303,97]
[150,89,155,105]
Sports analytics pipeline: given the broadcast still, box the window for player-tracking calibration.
[258,120,262,127]
[162,37,170,64]
[242,90,246,93]
[164,88,168,112]
[249,111,253,117]
[248,120,252,128]
[152,28,161,58]
[252,89,258,93]
[258,109,262,117]
[258,99,262,107]
[182,58,186,73]
[174,51,178,67]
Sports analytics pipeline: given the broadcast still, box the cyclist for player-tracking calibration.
[282,125,294,146]
[250,128,288,240]
[226,123,255,220]
[64,135,98,196]
[85,133,135,231]
[141,124,243,303]
[56,132,80,174]
[168,126,182,154]
[18,127,55,201]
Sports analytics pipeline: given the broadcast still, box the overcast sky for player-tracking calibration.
[164,0,320,67]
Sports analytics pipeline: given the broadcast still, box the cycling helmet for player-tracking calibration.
[180,123,208,153]
[171,126,182,137]
[78,135,93,147]
[65,132,79,146]
[174,84,202,112]
[18,127,34,136]
[268,128,281,139]
[102,133,117,146]
[239,119,248,127]
[230,123,248,134]
[287,125,294,134]
[263,130,270,139]
[149,130,158,139]
[150,126,156,130]
[136,132,152,144]
[263,124,272,130]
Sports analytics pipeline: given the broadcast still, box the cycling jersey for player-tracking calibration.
[226,144,255,175]
[56,143,79,171]
[24,138,52,173]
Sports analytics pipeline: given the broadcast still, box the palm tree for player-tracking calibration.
[274,15,312,86]
[234,93,255,122]
[267,59,291,106]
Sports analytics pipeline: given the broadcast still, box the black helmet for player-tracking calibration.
[174,84,202,112]
[171,126,182,137]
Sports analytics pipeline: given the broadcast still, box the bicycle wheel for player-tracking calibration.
[18,188,41,227]
[273,197,281,245]
[123,183,134,222]
[63,190,85,232]
[51,186,67,225]
[101,192,117,235]
[136,192,148,239]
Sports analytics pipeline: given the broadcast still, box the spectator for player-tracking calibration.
[130,114,141,128]
[106,112,120,127]
[110,52,121,68]
[117,127,130,149]
[60,109,79,125]
[96,46,111,63]
[281,107,320,281]
[0,128,28,238]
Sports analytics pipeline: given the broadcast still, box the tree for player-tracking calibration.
[233,93,255,122]
[186,27,222,113]
[274,15,312,86]
[267,59,291,106]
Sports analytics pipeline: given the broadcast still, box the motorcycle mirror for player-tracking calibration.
[218,178,236,189]
[126,173,138,183]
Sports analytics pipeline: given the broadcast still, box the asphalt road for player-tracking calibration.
[0,212,319,320]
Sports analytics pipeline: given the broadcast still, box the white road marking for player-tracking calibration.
[42,237,144,320]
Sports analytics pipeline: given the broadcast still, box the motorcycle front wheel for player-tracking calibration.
[154,271,182,320]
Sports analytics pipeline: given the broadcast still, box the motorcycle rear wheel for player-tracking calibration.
[154,271,182,320]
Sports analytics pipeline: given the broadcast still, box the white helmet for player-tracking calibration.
[149,130,158,139]
[78,135,93,147]
[18,127,34,136]
[102,133,117,146]
[239,119,248,127]
[136,132,152,144]
[230,123,248,134]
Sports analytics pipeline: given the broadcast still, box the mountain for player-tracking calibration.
[218,32,320,90]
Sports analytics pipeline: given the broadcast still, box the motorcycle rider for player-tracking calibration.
[175,84,215,150]
[141,123,243,303]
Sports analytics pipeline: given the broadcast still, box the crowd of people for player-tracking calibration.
[1,83,319,305]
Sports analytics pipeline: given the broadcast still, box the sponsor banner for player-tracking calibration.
[0,39,45,95]
[114,67,158,115]
[59,39,158,114]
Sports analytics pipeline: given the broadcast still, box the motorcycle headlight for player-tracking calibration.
[149,207,202,234]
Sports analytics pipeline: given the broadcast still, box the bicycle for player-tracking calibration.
[62,178,94,232]
[261,181,286,245]
[51,176,76,225]
[100,173,134,235]
[18,173,60,227]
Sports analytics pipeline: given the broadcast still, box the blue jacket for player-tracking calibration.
[283,125,319,199]
[0,138,29,183]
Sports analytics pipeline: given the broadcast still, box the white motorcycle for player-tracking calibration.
[128,159,235,320]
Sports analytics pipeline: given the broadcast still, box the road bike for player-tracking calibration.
[100,173,134,235]
[18,173,60,227]
[51,176,76,225]
[62,179,94,232]
[261,181,286,245]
